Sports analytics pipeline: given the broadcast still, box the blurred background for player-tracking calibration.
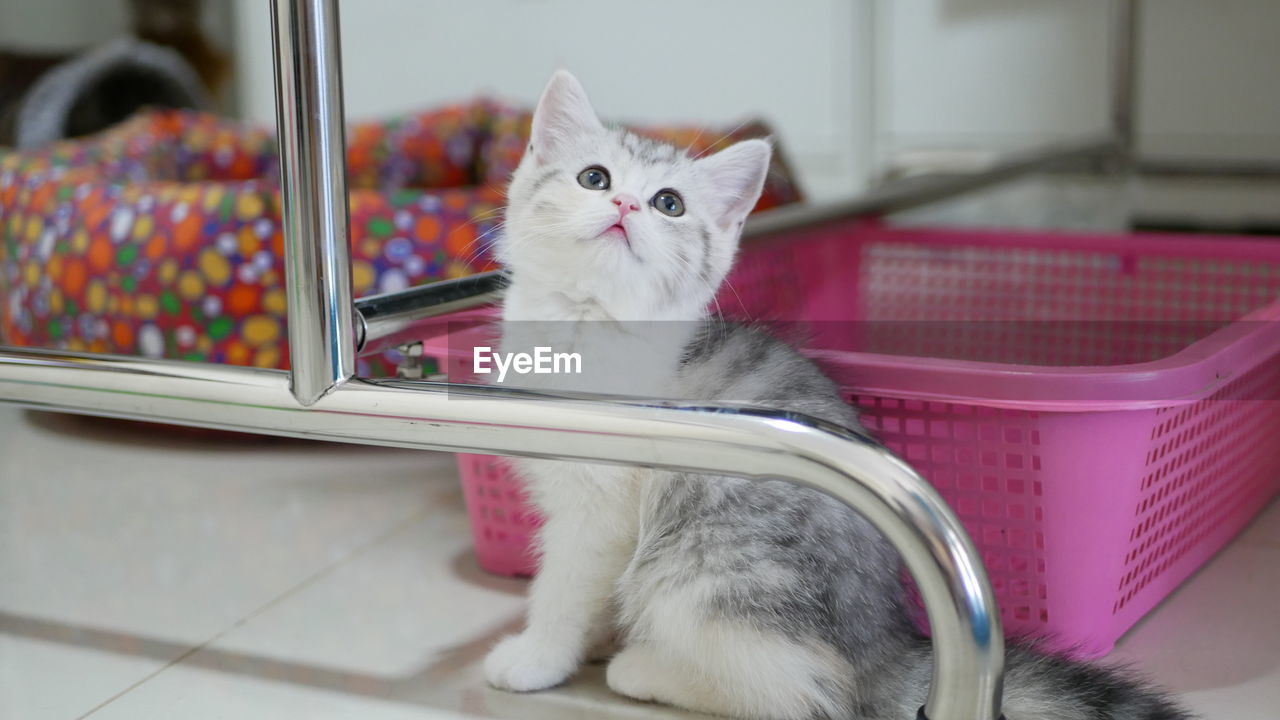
[3,5,1280,720]
[1,0,1277,221]
[0,0,1274,210]
[3,0,1280,368]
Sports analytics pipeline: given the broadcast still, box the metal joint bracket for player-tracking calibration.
[395,342,427,379]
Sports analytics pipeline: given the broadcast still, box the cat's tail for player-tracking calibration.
[896,640,1194,720]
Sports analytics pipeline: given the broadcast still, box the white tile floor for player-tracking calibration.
[1,406,1277,719]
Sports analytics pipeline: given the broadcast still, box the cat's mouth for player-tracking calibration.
[594,219,639,259]
[601,223,630,246]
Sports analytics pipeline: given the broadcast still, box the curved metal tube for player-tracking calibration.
[355,271,507,355]
[0,346,1004,720]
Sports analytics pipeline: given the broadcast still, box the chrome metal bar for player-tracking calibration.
[746,135,1116,238]
[1111,0,1140,168]
[1137,157,1280,179]
[348,135,1118,348]
[270,0,356,405]
[355,271,506,356]
[0,345,1004,720]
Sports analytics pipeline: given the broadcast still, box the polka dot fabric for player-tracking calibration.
[1,104,802,375]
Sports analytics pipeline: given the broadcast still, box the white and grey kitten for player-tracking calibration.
[484,71,1191,720]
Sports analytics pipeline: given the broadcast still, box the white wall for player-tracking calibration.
[877,0,1280,163]
[231,0,874,201]
[876,0,1111,157]
[1138,0,1280,160]
[3,0,1275,197]
[0,0,129,53]
[232,0,1280,198]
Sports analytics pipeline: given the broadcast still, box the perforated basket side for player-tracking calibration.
[1113,359,1280,628]
[851,396,1053,639]
[853,240,1280,365]
[456,453,541,576]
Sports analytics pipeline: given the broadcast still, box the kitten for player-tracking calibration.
[483,70,1192,720]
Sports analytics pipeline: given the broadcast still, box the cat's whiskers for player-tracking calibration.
[720,276,752,322]
[645,235,725,321]
[685,126,707,157]
[455,221,508,269]
[441,205,512,269]
[689,118,754,160]
[452,230,503,272]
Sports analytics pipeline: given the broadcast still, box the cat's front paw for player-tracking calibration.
[484,633,579,692]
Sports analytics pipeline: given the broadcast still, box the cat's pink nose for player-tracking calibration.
[612,194,641,219]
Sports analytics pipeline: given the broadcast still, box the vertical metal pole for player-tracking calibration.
[1110,0,1141,169]
[270,0,356,405]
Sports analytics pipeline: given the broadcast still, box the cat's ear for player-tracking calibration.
[696,138,773,231]
[529,70,604,161]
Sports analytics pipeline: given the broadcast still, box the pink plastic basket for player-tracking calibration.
[427,220,1280,657]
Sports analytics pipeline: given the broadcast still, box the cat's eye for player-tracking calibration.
[577,166,610,191]
[651,190,685,217]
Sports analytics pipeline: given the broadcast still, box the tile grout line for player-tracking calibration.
[74,507,434,719]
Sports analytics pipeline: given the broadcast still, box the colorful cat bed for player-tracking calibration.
[0,103,802,373]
